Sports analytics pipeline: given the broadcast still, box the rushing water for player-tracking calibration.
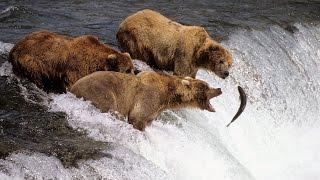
[0,1,320,180]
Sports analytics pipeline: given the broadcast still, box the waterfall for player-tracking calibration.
[0,23,319,180]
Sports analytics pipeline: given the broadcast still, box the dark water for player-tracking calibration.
[0,0,319,44]
[0,0,319,170]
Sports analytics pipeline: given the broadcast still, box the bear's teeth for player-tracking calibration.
[205,102,215,112]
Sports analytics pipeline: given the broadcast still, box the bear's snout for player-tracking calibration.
[207,87,222,99]
[216,88,222,96]
[222,71,229,79]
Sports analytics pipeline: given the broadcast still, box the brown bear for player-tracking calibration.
[117,9,232,78]
[70,71,222,131]
[9,30,135,92]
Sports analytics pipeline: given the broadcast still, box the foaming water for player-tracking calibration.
[49,93,253,180]
[0,42,13,53]
[213,23,320,180]
[0,147,169,180]
[0,23,319,180]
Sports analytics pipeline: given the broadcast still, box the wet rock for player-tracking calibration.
[0,76,108,167]
[284,24,298,33]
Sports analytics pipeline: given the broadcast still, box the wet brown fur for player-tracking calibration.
[70,71,222,131]
[117,9,232,78]
[9,30,135,92]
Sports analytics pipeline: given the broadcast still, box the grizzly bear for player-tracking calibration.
[9,30,135,92]
[117,9,232,78]
[70,71,222,131]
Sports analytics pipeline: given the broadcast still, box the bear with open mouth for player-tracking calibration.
[70,71,222,131]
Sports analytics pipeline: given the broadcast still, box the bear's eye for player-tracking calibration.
[126,69,132,73]
[209,46,219,52]
[219,60,224,64]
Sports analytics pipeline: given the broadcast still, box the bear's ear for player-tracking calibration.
[184,76,193,80]
[107,54,117,60]
[201,38,221,53]
[123,52,131,58]
[86,35,99,44]
[106,54,118,71]
[181,79,191,87]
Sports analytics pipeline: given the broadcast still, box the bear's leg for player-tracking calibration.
[128,102,150,131]
[128,117,147,131]
[128,93,161,131]
[66,71,81,88]
[173,58,196,78]
[32,75,44,89]
[146,118,154,126]
[93,91,117,113]
[128,110,158,131]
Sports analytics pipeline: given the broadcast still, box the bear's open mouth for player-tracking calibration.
[199,87,222,112]
[206,101,215,112]
[201,100,215,112]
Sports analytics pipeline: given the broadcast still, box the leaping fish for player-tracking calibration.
[226,86,247,127]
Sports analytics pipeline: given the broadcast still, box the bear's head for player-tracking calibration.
[196,38,232,79]
[173,76,222,112]
[106,52,135,74]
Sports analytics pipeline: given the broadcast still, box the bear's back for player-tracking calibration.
[137,71,179,93]
[10,30,71,62]
[123,9,185,34]
[71,71,137,98]
[70,71,140,114]
[71,35,103,49]
[117,9,212,73]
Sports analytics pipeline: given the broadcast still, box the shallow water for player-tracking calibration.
[0,1,320,180]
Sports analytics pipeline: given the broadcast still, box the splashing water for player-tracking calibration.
[0,23,319,180]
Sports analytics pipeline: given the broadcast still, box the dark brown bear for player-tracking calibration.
[117,9,232,78]
[9,30,135,92]
[70,71,222,131]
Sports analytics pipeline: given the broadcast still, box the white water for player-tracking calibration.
[0,23,319,180]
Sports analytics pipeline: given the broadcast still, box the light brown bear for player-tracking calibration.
[117,9,232,78]
[9,30,135,92]
[70,71,222,131]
